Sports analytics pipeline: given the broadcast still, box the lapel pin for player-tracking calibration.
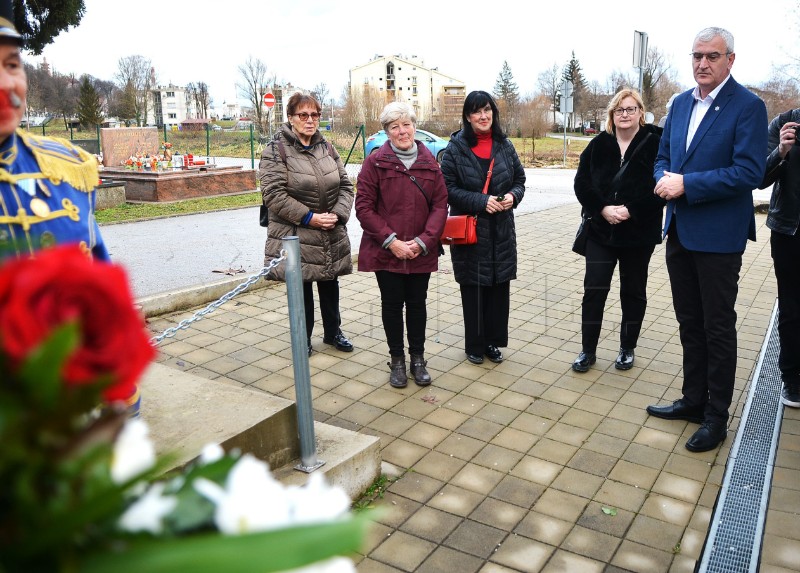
[715,106,720,111]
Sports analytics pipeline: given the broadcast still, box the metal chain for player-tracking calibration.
[149,251,287,346]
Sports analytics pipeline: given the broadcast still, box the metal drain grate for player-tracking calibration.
[698,302,784,573]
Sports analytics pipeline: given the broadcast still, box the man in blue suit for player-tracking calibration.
[645,27,767,452]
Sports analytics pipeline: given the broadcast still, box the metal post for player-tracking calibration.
[250,122,255,169]
[283,237,324,473]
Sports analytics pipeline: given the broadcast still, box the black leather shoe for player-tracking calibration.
[571,351,596,373]
[615,348,634,370]
[685,421,727,452]
[466,353,484,365]
[646,399,705,423]
[485,345,503,363]
[323,330,354,352]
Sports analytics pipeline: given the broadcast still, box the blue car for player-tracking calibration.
[364,129,449,163]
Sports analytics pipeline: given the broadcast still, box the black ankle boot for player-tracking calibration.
[410,354,431,386]
[388,355,407,388]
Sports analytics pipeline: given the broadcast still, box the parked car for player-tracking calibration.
[364,128,448,162]
[584,127,598,135]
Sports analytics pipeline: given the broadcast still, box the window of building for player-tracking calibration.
[168,113,177,119]
[166,91,175,97]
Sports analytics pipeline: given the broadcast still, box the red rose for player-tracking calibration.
[0,246,155,403]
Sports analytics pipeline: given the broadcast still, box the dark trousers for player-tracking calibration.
[581,238,655,353]
[459,282,510,356]
[666,225,742,423]
[375,271,431,357]
[771,230,800,384]
[303,279,340,340]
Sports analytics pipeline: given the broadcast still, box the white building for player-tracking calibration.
[349,55,465,122]
[148,84,198,129]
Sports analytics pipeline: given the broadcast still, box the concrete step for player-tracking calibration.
[139,362,381,500]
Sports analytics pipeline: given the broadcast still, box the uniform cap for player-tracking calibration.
[0,0,23,46]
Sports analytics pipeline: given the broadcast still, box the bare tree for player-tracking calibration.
[537,63,561,126]
[341,84,384,135]
[583,81,611,131]
[642,46,680,119]
[115,55,154,126]
[311,82,329,108]
[237,56,269,134]
[187,82,211,119]
[752,70,800,121]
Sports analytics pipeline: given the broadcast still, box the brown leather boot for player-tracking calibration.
[410,354,432,386]
[388,355,407,388]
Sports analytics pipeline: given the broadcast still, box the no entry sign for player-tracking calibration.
[263,93,275,108]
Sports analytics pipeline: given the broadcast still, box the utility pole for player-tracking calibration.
[561,79,573,166]
[633,31,648,95]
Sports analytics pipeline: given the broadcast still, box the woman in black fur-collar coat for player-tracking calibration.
[572,88,664,373]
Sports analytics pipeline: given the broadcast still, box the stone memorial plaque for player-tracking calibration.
[100,127,159,167]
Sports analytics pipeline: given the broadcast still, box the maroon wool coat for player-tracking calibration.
[355,141,448,274]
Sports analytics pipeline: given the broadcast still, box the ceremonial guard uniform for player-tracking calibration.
[0,129,108,261]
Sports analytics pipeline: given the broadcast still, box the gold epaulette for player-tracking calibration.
[15,129,99,192]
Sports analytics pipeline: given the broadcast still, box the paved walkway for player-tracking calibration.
[146,204,799,572]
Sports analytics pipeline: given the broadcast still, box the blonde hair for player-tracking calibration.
[605,89,646,134]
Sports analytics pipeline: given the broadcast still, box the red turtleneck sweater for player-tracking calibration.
[472,131,493,159]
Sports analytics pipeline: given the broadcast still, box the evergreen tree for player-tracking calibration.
[13,0,86,55]
[76,76,102,131]
[493,60,520,133]
[561,51,588,129]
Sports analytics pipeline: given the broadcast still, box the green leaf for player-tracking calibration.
[79,515,371,573]
[601,506,618,516]
[18,321,80,409]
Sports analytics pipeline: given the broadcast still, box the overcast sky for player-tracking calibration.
[26,0,798,110]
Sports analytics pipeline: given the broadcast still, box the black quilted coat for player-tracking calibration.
[440,131,526,286]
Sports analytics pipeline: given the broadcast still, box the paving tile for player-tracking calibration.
[593,479,648,513]
[427,484,485,518]
[610,539,674,573]
[472,444,525,473]
[475,403,521,426]
[626,514,684,553]
[450,463,506,496]
[399,505,462,544]
[416,545,483,573]
[443,519,507,559]
[400,421,451,450]
[370,530,436,572]
[527,437,578,466]
[550,467,604,500]
[567,449,618,478]
[435,432,486,461]
[541,550,605,573]
[337,400,385,427]
[388,471,444,504]
[677,527,707,561]
[490,474,545,509]
[651,472,703,504]
[352,557,404,573]
[370,491,422,529]
[369,411,418,438]
[761,534,800,570]
[533,488,590,522]
[421,407,470,431]
[576,500,634,537]
[380,438,429,469]
[514,511,572,547]
[561,524,621,562]
[608,459,660,490]
[582,432,630,458]
[489,533,553,572]
[413,450,467,482]
[639,494,696,527]
[469,497,527,532]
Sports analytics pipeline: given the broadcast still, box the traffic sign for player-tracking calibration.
[263,93,275,108]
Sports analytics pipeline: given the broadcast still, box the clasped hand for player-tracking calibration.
[602,205,630,225]
[486,194,513,214]
[389,239,421,260]
[311,212,338,230]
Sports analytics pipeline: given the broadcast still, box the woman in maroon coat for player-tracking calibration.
[356,102,448,388]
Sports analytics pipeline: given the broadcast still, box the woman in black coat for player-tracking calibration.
[572,88,664,373]
[440,91,526,365]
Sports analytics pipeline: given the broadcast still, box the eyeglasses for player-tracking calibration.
[295,112,321,121]
[469,106,492,117]
[690,51,730,63]
[613,106,638,116]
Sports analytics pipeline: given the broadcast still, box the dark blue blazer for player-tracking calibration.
[655,76,767,253]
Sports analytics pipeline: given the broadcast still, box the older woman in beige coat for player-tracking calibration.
[260,92,354,356]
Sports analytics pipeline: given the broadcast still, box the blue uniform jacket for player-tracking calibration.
[0,129,108,261]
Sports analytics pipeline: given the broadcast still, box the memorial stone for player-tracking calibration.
[100,127,159,168]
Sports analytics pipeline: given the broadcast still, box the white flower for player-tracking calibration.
[110,418,156,484]
[194,454,291,534]
[281,557,356,573]
[117,482,178,534]
[288,472,350,525]
[200,443,225,464]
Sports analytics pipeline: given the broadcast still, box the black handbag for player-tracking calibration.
[259,204,269,227]
[572,211,590,255]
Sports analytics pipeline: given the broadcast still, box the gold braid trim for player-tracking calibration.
[8,130,99,192]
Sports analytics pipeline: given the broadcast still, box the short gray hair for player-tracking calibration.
[380,102,416,132]
[694,27,734,53]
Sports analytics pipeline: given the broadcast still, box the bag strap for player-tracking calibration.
[481,158,495,195]
[402,171,432,210]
